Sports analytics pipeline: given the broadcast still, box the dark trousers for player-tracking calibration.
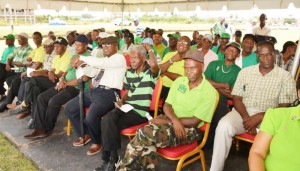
[34,86,79,131]
[160,85,170,100]
[0,64,16,95]
[17,76,31,102]
[65,87,118,144]
[204,98,228,150]
[2,73,21,105]
[101,108,147,151]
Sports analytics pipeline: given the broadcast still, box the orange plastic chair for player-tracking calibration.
[235,132,255,151]
[156,94,219,171]
[120,77,163,140]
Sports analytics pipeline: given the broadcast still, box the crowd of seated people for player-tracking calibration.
[0,13,299,171]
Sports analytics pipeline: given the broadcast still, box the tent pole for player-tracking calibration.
[291,37,300,79]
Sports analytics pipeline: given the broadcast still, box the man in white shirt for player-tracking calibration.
[200,34,218,71]
[252,13,271,43]
[65,36,127,155]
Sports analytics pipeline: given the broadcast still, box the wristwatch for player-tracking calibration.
[169,59,174,64]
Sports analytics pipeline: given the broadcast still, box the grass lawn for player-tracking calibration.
[0,133,38,171]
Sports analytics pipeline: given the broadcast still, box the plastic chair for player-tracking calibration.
[235,132,255,151]
[156,94,219,171]
[120,77,163,140]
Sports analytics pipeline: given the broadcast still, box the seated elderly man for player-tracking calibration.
[94,43,160,171]
[210,41,297,171]
[116,50,218,171]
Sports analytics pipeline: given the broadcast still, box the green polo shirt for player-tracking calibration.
[261,105,300,171]
[242,52,258,68]
[165,75,218,128]
[1,45,15,64]
[153,43,166,59]
[204,60,241,100]
[190,45,199,50]
[92,41,98,49]
[160,51,184,88]
[65,51,91,90]
[212,46,225,61]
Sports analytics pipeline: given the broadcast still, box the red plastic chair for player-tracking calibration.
[156,95,219,171]
[235,132,255,151]
[120,77,163,140]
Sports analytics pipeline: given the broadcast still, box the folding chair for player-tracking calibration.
[235,132,255,151]
[156,95,219,171]
[120,77,163,140]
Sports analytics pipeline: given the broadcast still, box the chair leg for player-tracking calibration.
[235,139,240,151]
[200,150,206,171]
[67,119,71,136]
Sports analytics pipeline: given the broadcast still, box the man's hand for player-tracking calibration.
[48,71,56,82]
[172,119,186,140]
[5,64,11,71]
[20,72,26,78]
[149,118,170,125]
[243,113,264,132]
[55,80,66,91]
[247,127,257,135]
[70,56,85,68]
[222,83,230,90]
[114,100,123,108]
[82,75,90,82]
[142,43,152,52]
[171,53,181,62]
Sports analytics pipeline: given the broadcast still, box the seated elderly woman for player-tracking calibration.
[248,77,300,171]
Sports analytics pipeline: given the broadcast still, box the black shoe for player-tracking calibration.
[8,105,30,115]
[106,156,120,171]
[0,104,8,113]
[93,161,108,171]
[27,119,34,129]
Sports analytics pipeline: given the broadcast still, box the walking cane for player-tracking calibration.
[78,78,85,144]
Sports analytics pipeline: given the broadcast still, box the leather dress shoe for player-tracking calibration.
[27,119,34,129]
[16,113,28,119]
[9,105,30,115]
[0,104,8,113]
[7,103,17,109]
[87,144,102,155]
[24,129,48,139]
[73,135,91,147]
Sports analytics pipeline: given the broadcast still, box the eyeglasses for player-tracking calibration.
[177,41,189,46]
[258,53,274,58]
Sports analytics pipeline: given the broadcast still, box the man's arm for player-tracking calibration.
[144,44,159,75]
[159,53,181,74]
[30,70,48,77]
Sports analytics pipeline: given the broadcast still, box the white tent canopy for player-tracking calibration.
[0,0,299,12]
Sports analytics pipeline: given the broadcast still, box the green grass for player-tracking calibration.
[0,133,38,171]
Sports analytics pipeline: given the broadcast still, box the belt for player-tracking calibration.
[98,85,118,91]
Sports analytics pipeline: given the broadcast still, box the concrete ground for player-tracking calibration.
[0,102,250,171]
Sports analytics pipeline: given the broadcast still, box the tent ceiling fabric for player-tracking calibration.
[1,0,299,11]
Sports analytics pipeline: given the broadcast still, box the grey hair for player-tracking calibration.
[128,45,147,58]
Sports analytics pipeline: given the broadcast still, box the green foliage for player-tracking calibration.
[284,18,296,25]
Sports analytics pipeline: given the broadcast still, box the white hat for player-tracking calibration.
[18,32,29,39]
[98,32,109,39]
[42,38,54,45]
[202,34,213,42]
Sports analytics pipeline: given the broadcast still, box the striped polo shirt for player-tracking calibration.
[123,62,160,117]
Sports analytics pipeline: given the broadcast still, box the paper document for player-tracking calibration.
[26,68,35,77]
[119,104,134,113]
[76,67,85,79]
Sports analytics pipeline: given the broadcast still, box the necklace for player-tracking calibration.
[222,65,232,73]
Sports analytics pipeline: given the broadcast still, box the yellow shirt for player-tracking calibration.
[51,51,71,75]
[154,43,166,59]
[160,51,185,88]
[28,46,46,70]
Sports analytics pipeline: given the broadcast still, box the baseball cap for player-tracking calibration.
[76,34,88,44]
[4,34,15,40]
[66,31,75,37]
[142,38,153,46]
[133,18,139,22]
[42,38,54,46]
[202,34,213,42]
[167,34,180,40]
[124,32,134,40]
[235,30,242,37]
[226,42,241,53]
[266,36,277,44]
[220,33,230,39]
[183,50,204,63]
[102,36,118,44]
[53,37,68,46]
[98,32,109,39]
[18,32,29,39]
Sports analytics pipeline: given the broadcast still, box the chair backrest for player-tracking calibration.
[149,77,163,118]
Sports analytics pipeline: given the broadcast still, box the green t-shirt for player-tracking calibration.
[165,75,218,128]
[204,60,241,100]
[212,46,225,61]
[190,45,198,50]
[153,43,166,59]
[242,52,258,68]
[1,46,15,64]
[65,51,91,90]
[261,105,300,171]
[92,41,98,49]
[134,36,142,45]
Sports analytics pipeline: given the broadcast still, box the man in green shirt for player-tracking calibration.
[117,50,218,171]
[211,33,230,61]
[153,31,166,59]
[0,34,15,99]
[204,42,241,149]
[235,34,258,68]
[161,33,179,59]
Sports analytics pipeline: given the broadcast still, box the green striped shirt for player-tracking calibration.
[124,62,160,117]
[8,44,32,72]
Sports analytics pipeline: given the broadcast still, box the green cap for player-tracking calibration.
[167,34,180,40]
[220,32,230,39]
[4,34,15,40]
[226,42,241,53]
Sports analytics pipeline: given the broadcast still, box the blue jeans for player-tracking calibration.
[65,87,118,144]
